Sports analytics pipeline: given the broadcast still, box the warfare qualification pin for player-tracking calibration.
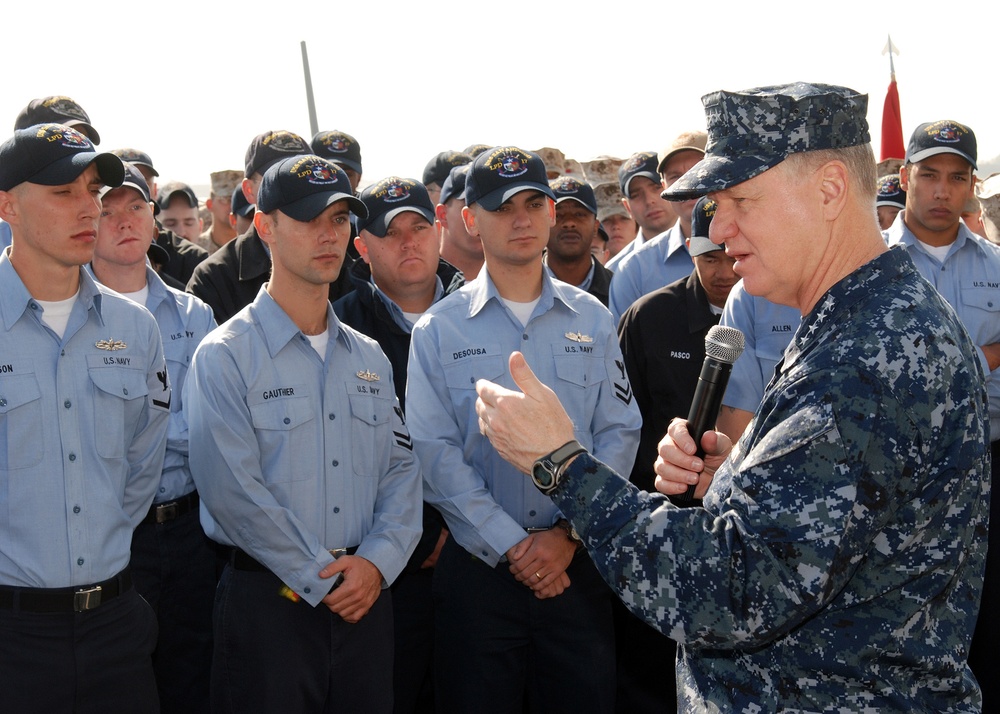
[564,332,593,343]
[96,339,127,351]
[356,369,380,382]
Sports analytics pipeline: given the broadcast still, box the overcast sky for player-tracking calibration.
[3,0,997,192]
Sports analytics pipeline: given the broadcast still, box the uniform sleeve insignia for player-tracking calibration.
[393,406,412,450]
[95,338,127,351]
[565,331,594,343]
[613,359,633,406]
[356,369,380,382]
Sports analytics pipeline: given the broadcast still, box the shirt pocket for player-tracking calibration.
[960,286,1000,342]
[738,404,846,543]
[0,373,43,470]
[246,387,315,483]
[441,344,506,392]
[348,389,394,477]
[87,361,150,459]
[550,342,607,417]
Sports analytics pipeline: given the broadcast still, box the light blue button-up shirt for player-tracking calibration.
[407,269,641,567]
[609,223,693,324]
[720,281,801,414]
[885,214,1000,438]
[140,267,216,502]
[0,252,170,588]
[185,287,421,606]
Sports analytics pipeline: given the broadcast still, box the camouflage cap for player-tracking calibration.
[210,170,243,198]
[688,196,721,257]
[593,181,629,222]
[664,82,870,201]
[875,174,906,209]
[977,173,1000,200]
[581,156,623,185]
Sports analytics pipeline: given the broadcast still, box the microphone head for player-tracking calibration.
[704,325,745,364]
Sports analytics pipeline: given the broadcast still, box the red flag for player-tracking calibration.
[880,79,905,161]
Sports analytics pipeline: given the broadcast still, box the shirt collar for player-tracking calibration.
[467,266,579,319]
[250,284,350,358]
[885,210,984,260]
[0,248,103,332]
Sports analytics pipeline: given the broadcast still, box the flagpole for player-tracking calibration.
[301,41,319,138]
[880,36,904,164]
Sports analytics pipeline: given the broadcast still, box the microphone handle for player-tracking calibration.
[680,359,733,502]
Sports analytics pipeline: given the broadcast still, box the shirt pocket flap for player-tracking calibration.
[247,387,314,430]
[442,347,506,390]
[0,374,42,413]
[88,366,149,401]
[741,404,836,471]
[348,391,394,427]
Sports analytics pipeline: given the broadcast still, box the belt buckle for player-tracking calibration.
[155,502,178,524]
[74,585,102,612]
[328,548,348,558]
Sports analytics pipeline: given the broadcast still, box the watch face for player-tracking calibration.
[532,460,555,489]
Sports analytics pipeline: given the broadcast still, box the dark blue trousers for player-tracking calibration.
[212,563,394,714]
[432,536,616,714]
[0,586,159,713]
[131,505,216,714]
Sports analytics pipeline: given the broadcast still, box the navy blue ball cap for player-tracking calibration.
[439,165,470,205]
[875,174,906,209]
[156,181,199,211]
[618,151,660,196]
[357,177,435,237]
[111,148,158,177]
[688,196,721,257]
[423,150,472,187]
[0,123,123,192]
[15,96,100,144]
[905,120,977,170]
[257,154,367,222]
[244,130,311,179]
[230,186,254,217]
[310,130,363,175]
[100,162,153,204]
[464,146,555,211]
[664,82,870,201]
[549,176,597,215]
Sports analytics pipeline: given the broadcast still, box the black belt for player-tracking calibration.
[0,567,132,613]
[231,547,359,573]
[142,491,199,525]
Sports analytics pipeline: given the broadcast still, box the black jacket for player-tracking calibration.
[618,270,719,494]
[156,227,209,287]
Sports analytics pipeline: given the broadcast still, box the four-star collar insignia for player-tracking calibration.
[356,369,380,382]
[564,331,593,343]
[96,338,127,351]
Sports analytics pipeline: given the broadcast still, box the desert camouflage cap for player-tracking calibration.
[664,82,870,201]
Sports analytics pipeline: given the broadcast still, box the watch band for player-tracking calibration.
[531,439,587,495]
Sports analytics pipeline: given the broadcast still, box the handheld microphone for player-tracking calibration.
[680,325,745,502]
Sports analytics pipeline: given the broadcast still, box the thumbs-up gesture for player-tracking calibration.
[475,351,576,474]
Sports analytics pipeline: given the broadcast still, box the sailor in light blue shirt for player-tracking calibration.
[0,249,170,587]
[0,123,169,712]
[608,221,693,323]
[187,286,420,598]
[184,154,419,713]
[409,267,640,563]
[91,163,218,712]
[719,280,800,415]
[406,146,639,714]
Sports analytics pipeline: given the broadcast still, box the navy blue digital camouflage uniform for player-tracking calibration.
[547,248,988,712]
